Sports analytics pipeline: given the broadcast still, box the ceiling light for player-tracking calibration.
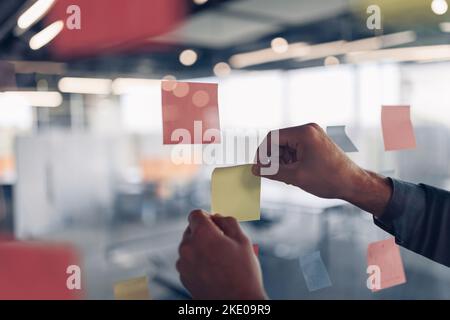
[112,78,160,95]
[29,20,64,50]
[229,31,416,68]
[1,91,62,107]
[440,22,450,32]
[58,77,112,95]
[346,45,450,63]
[17,0,56,30]
[431,0,448,15]
[161,75,177,91]
[179,49,198,66]
[324,56,340,66]
[230,42,310,68]
[271,37,289,54]
[37,79,49,91]
[213,62,231,77]
[193,0,208,5]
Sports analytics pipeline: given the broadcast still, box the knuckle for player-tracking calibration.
[190,224,207,237]
[175,259,182,273]
[303,123,322,138]
[240,233,251,244]
[223,216,237,224]
[189,209,203,220]
[306,122,321,131]
[178,242,193,257]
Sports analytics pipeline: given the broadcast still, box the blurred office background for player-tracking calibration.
[1,0,450,299]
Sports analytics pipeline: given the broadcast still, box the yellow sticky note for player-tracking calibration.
[113,276,151,300]
[211,164,261,222]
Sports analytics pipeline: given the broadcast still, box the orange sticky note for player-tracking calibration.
[114,276,151,300]
[162,81,220,144]
[381,106,416,151]
[367,237,406,292]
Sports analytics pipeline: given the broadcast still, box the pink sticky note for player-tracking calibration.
[162,81,220,144]
[367,237,406,292]
[46,0,186,58]
[381,106,416,151]
[0,241,84,299]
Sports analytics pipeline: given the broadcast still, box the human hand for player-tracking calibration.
[252,123,391,217]
[176,210,267,300]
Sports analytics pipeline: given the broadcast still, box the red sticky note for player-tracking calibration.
[0,61,16,90]
[381,106,416,151]
[0,241,83,300]
[46,0,186,58]
[252,244,259,256]
[367,237,406,292]
[162,81,221,144]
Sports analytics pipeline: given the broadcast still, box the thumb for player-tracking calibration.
[211,214,247,242]
[252,163,296,185]
[188,209,222,236]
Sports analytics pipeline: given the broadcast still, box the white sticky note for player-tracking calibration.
[299,251,332,292]
[326,125,358,153]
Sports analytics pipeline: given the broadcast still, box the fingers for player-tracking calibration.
[211,214,248,243]
[253,123,324,181]
[254,127,300,170]
[254,131,273,166]
[251,162,296,185]
[255,123,322,163]
[181,225,191,242]
[188,209,221,236]
[178,210,220,276]
[188,209,207,230]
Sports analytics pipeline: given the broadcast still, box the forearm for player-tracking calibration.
[344,171,450,267]
[343,169,393,218]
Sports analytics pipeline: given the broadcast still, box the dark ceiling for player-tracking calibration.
[0,0,449,84]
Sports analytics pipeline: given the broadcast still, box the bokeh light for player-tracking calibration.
[271,37,289,54]
[179,49,198,66]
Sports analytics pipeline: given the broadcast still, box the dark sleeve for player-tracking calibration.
[374,178,450,267]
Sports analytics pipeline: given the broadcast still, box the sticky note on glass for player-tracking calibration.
[114,276,151,300]
[0,241,82,299]
[162,81,220,145]
[46,0,186,58]
[299,251,332,292]
[367,237,406,292]
[381,106,416,151]
[0,61,16,91]
[211,164,260,222]
[326,126,358,152]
